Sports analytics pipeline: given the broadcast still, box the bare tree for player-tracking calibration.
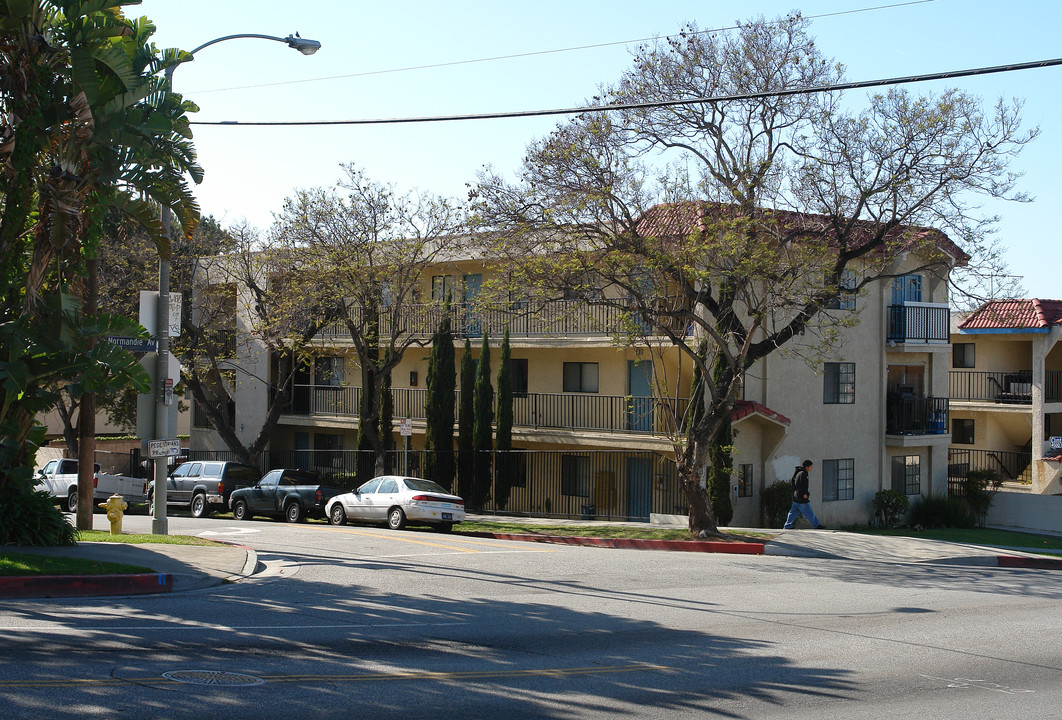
[272,165,466,476]
[473,14,1036,537]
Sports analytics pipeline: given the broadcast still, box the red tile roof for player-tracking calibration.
[633,201,968,265]
[732,400,791,427]
[958,299,1062,331]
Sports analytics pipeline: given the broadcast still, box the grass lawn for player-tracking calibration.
[0,554,154,577]
[453,521,773,542]
[0,531,223,577]
[849,526,1062,552]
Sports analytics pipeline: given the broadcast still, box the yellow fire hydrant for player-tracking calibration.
[99,494,127,535]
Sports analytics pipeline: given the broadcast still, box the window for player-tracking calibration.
[822,458,855,501]
[823,362,855,404]
[953,343,975,369]
[511,358,529,396]
[827,270,858,310]
[891,455,921,495]
[891,274,923,304]
[952,418,975,445]
[738,464,754,497]
[563,362,599,393]
[561,455,590,497]
[432,275,455,303]
[315,357,344,387]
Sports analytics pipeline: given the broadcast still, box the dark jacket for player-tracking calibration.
[791,467,810,504]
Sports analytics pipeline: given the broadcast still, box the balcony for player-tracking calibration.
[948,447,1032,486]
[950,370,1062,404]
[886,395,949,436]
[318,300,692,341]
[284,385,690,436]
[887,302,949,344]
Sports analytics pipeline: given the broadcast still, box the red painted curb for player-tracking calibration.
[463,531,765,554]
[0,573,173,598]
[997,555,1062,570]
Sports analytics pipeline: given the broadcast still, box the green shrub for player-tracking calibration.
[962,470,1002,528]
[908,494,974,529]
[0,486,79,546]
[872,489,910,528]
[761,481,793,528]
[322,472,361,492]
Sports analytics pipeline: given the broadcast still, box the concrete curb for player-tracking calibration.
[462,531,765,554]
[0,572,172,598]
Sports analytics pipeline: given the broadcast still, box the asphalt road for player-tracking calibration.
[2,514,1060,719]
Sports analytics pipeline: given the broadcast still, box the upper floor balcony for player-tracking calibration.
[285,384,690,437]
[886,394,949,436]
[949,370,1062,405]
[317,300,692,341]
[887,302,950,345]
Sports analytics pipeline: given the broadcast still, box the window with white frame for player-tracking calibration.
[827,269,858,310]
[822,458,855,501]
[823,362,855,404]
[891,455,921,495]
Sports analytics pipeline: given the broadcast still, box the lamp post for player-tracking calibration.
[152,33,320,534]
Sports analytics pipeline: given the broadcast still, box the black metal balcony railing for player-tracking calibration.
[886,395,949,435]
[887,303,950,344]
[948,447,1032,485]
[284,385,690,436]
[949,370,1062,404]
[318,300,692,340]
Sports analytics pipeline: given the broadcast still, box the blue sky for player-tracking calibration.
[137,0,1060,299]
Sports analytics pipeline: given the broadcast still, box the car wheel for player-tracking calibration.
[435,522,454,534]
[329,504,347,526]
[233,499,251,521]
[66,490,78,514]
[387,507,406,530]
[190,493,210,518]
[285,501,304,523]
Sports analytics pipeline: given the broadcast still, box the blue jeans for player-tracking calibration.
[784,501,821,529]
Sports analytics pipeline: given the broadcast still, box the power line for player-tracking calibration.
[186,0,936,95]
[190,56,1062,128]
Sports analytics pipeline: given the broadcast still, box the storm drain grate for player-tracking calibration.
[162,670,265,687]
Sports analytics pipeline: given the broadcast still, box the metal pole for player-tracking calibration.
[148,33,319,534]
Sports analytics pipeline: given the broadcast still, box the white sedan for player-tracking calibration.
[326,475,466,532]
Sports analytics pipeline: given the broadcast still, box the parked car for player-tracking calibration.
[229,468,341,522]
[34,458,149,512]
[148,460,260,518]
[326,475,465,532]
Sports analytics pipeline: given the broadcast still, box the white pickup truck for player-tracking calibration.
[34,458,149,513]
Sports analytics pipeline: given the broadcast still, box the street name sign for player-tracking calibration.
[106,335,157,353]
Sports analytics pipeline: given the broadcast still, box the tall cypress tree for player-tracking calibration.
[494,329,515,510]
[472,332,494,511]
[425,310,456,489]
[457,338,475,502]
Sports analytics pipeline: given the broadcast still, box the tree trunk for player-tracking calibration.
[76,257,97,531]
[679,451,720,538]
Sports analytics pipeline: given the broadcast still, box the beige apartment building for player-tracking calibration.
[190,212,964,528]
[949,299,1062,495]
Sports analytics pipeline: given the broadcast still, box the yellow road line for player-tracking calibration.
[0,664,669,689]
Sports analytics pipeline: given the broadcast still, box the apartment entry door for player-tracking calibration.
[626,457,652,520]
[627,360,653,432]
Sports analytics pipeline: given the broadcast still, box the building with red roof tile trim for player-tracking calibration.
[732,400,791,426]
[633,201,969,265]
[958,299,1062,331]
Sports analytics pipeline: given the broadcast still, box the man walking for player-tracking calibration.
[784,460,826,529]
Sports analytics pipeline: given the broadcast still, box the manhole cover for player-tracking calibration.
[162,670,265,687]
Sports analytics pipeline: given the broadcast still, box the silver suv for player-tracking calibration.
[149,461,260,518]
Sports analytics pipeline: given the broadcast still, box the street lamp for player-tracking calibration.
[151,32,321,534]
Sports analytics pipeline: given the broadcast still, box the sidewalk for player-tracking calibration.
[0,541,257,599]
[2,517,1059,599]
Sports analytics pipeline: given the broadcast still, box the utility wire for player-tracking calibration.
[191,56,1062,128]
[188,0,936,95]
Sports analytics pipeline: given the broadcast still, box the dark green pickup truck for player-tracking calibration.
[228,468,341,523]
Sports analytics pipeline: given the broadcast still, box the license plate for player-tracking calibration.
[442,512,452,520]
